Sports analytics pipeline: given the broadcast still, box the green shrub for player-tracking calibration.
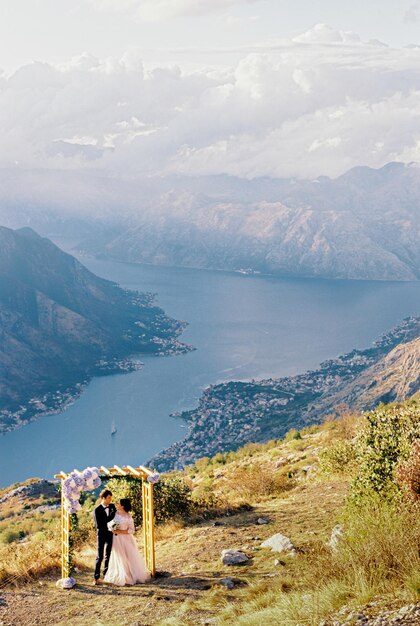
[106,476,143,526]
[194,457,211,471]
[284,428,302,442]
[0,529,20,544]
[106,475,194,527]
[72,507,96,545]
[350,400,420,501]
[211,452,227,465]
[319,439,357,475]
[154,476,194,522]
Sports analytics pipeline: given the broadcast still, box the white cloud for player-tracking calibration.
[404,2,420,23]
[89,0,262,21]
[293,23,361,45]
[1,26,420,192]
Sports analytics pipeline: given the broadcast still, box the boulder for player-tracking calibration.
[260,533,296,554]
[221,549,250,565]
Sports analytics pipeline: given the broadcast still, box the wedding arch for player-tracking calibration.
[55,464,158,583]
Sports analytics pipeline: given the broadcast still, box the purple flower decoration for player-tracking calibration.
[72,474,84,490]
[82,469,92,481]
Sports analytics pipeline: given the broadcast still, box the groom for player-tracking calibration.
[93,488,116,584]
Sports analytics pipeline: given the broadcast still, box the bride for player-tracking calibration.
[104,498,151,586]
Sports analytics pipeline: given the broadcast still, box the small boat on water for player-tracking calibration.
[111,420,117,436]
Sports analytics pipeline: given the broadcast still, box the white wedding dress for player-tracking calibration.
[104,513,150,586]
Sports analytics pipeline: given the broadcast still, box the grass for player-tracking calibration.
[1,408,419,625]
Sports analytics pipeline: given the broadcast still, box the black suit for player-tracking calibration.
[93,503,116,580]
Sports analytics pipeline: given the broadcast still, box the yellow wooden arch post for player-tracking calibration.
[59,474,72,579]
[55,465,157,582]
[142,479,156,576]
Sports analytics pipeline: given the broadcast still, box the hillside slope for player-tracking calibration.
[0,226,189,432]
[0,401,419,626]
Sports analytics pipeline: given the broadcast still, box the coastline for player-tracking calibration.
[148,316,420,471]
[0,330,194,436]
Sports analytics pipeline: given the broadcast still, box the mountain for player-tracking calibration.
[316,336,420,415]
[0,226,189,432]
[149,317,420,471]
[75,162,420,281]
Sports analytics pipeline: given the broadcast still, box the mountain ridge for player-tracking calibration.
[74,162,420,281]
[0,226,190,432]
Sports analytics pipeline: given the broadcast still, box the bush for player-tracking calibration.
[319,439,357,476]
[219,465,294,503]
[350,401,420,501]
[0,529,20,544]
[154,476,194,523]
[193,457,211,472]
[0,538,60,584]
[211,452,227,465]
[72,507,97,545]
[106,476,143,526]
[106,475,194,527]
[284,428,302,442]
[397,439,420,501]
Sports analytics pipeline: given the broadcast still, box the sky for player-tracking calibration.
[1,0,420,206]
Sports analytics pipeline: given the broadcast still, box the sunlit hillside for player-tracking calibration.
[1,400,419,626]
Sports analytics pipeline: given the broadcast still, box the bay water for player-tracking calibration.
[1,257,419,487]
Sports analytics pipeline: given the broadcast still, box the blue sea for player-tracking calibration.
[1,257,419,487]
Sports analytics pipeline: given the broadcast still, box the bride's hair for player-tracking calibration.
[120,498,132,512]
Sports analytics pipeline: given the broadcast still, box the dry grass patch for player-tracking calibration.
[0,538,61,586]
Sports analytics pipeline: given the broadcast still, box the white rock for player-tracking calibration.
[260,533,296,554]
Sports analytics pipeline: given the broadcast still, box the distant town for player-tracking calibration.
[0,313,194,435]
[149,317,420,471]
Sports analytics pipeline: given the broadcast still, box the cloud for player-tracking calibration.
[89,0,262,21]
[2,25,420,199]
[404,2,420,23]
[292,23,361,45]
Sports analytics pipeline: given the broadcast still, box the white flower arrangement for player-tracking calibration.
[56,576,76,589]
[146,472,160,484]
[62,467,102,514]
[107,519,120,531]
